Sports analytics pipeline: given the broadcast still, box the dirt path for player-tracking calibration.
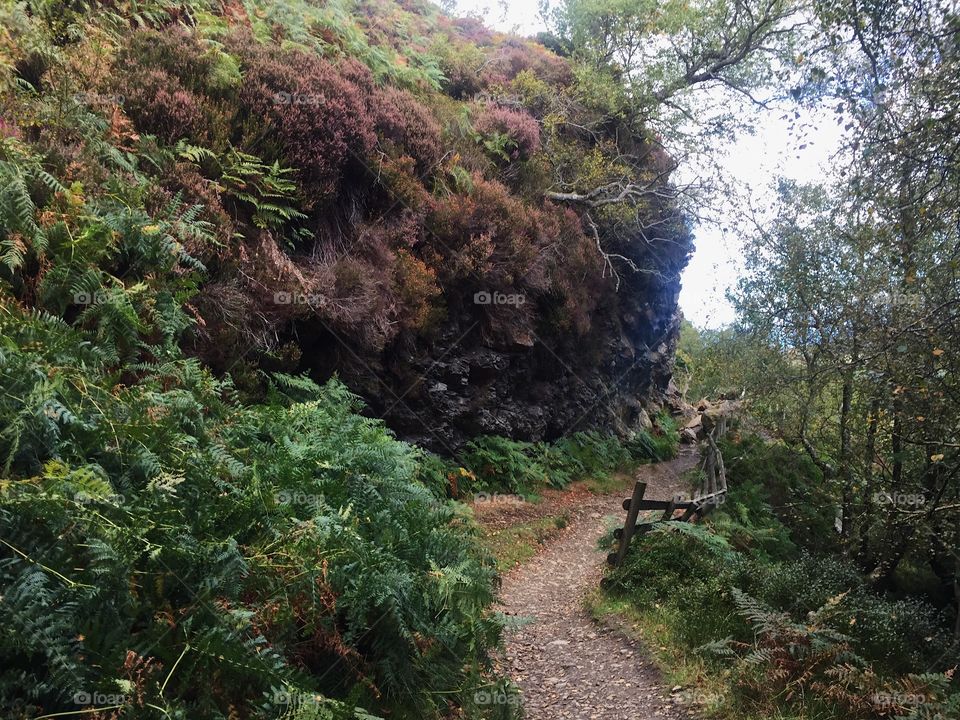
[488,449,701,719]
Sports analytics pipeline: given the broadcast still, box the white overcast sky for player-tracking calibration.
[451,0,844,328]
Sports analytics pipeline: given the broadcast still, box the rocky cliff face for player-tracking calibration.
[295,192,692,453]
[377,270,688,454]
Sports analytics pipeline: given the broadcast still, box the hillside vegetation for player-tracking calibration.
[1,0,690,451]
[5,0,958,718]
[0,0,686,717]
[617,0,960,710]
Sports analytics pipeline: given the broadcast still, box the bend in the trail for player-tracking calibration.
[492,449,701,719]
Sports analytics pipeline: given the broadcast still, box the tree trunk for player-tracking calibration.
[870,529,913,589]
[839,369,854,548]
[857,396,881,565]
[955,555,959,639]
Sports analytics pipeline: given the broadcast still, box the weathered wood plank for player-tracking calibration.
[609,481,647,566]
[622,498,696,511]
[609,439,729,561]
[661,497,677,521]
[679,501,702,522]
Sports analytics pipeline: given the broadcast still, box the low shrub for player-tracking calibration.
[478,39,573,88]
[538,203,606,334]
[719,434,836,552]
[625,413,679,462]
[412,449,458,498]
[234,41,376,199]
[745,552,950,675]
[426,175,539,286]
[707,588,959,719]
[119,67,216,145]
[435,36,485,98]
[472,105,541,161]
[459,435,548,495]
[392,247,444,333]
[115,30,232,147]
[602,435,960,719]
[457,428,668,497]
[751,551,866,613]
[120,29,223,95]
[605,525,750,648]
[548,430,633,483]
[374,87,444,174]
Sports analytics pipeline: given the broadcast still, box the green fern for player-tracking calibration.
[175,143,309,244]
[0,138,65,270]
[0,300,506,717]
[649,519,736,558]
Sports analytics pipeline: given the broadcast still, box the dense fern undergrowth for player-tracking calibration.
[1,302,507,718]
[0,296,660,719]
[604,433,960,719]
[0,0,679,392]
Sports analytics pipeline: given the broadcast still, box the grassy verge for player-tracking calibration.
[581,469,638,495]
[480,514,571,572]
[585,592,767,720]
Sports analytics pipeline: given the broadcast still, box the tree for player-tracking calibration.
[542,0,806,287]
[551,0,805,119]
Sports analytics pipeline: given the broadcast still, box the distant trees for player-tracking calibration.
[687,0,960,610]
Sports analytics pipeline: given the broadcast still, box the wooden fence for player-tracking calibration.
[607,432,728,567]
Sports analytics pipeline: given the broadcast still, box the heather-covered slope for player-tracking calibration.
[1,0,689,450]
[0,1,689,716]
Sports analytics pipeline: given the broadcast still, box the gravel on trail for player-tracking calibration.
[484,449,702,719]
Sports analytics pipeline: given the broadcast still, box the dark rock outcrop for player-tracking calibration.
[298,205,693,453]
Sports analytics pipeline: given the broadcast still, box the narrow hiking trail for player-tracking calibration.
[486,449,701,719]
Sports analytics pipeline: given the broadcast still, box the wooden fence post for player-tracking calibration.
[608,481,646,566]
